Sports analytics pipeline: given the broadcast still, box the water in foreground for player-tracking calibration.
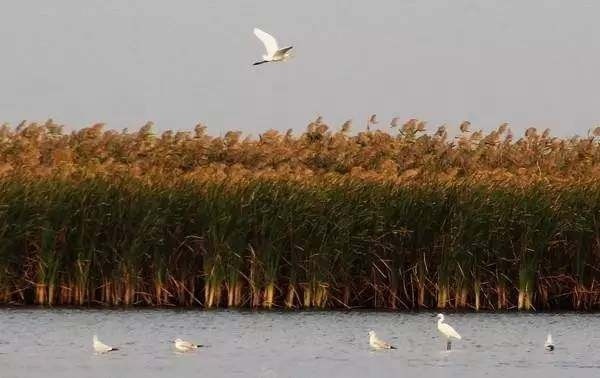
[0,309,598,378]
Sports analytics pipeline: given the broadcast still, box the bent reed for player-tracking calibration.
[0,119,599,310]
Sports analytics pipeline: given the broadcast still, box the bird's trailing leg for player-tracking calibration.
[446,340,452,351]
[253,60,269,66]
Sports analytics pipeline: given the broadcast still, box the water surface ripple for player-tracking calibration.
[0,309,598,378]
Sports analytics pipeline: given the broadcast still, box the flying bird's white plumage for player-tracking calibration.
[254,28,278,57]
[545,333,554,351]
[93,335,118,353]
[174,338,203,352]
[253,28,293,65]
[368,331,396,350]
[436,314,461,350]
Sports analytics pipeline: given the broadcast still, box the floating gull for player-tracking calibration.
[368,330,396,350]
[93,334,119,353]
[545,333,554,351]
[436,314,461,350]
[252,28,293,66]
[174,338,203,352]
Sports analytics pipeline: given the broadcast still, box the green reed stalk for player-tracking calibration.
[0,175,598,310]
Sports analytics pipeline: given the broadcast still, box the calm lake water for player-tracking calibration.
[0,309,598,378]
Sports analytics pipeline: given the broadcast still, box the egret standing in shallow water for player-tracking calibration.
[252,28,293,66]
[368,331,396,350]
[545,333,554,351]
[93,335,119,354]
[436,314,461,350]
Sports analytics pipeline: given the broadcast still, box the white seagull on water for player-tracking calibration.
[436,313,462,350]
[252,28,293,66]
[173,338,203,352]
[93,334,119,353]
[368,330,396,350]
[545,333,554,351]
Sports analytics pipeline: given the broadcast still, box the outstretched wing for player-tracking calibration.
[254,28,279,57]
[273,46,293,59]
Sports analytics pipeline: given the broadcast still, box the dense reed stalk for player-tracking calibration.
[0,119,599,310]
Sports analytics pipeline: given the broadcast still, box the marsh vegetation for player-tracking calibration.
[0,119,599,310]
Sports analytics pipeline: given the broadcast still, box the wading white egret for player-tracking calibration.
[436,314,461,350]
[173,338,203,352]
[252,28,293,66]
[368,331,396,350]
[545,333,554,351]
[93,335,119,353]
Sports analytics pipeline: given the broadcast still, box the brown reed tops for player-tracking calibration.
[1,118,599,185]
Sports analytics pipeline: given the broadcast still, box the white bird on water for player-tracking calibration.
[173,338,203,352]
[545,333,554,351]
[368,331,396,350]
[252,28,293,66]
[93,335,119,354]
[436,314,461,350]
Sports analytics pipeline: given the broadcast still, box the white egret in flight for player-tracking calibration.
[252,28,293,66]
[436,314,462,350]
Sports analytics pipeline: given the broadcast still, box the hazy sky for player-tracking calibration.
[0,1,598,136]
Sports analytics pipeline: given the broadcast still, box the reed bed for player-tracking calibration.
[0,119,599,310]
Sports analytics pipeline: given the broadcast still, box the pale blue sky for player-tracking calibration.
[0,0,598,136]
